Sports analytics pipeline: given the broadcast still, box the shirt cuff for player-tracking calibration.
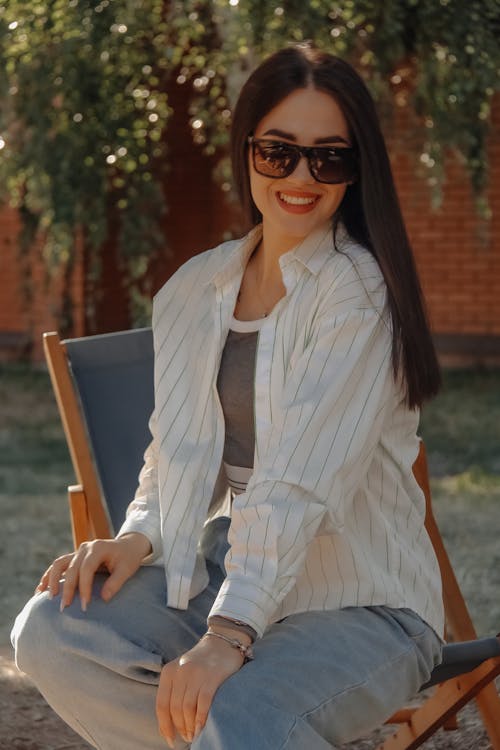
[117,512,162,565]
[208,576,279,639]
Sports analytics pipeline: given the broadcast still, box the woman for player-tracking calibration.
[12,44,444,749]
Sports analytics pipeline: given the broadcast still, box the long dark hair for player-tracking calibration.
[231,44,441,409]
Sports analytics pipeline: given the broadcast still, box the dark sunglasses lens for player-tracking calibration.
[253,142,297,177]
[312,149,357,184]
[252,140,357,183]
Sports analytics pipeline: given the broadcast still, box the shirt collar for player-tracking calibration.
[279,220,337,276]
[209,225,262,290]
[208,220,348,289]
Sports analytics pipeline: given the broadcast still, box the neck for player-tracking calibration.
[256,223,302,285]
[251,242,280,288]
[235,236,287,320]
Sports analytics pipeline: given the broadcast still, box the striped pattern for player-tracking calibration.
[119,221,444,639]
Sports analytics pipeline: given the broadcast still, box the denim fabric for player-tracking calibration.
[11,532,441,750]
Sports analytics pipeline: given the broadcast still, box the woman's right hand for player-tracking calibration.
[35,532,152,612]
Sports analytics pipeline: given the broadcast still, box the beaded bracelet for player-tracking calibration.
[204,629,254,662]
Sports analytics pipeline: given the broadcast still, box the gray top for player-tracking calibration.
[217,327,258,470]
[216,316,267,494]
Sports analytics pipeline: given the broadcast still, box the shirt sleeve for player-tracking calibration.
[209,296,398,637]
[116,411,163,563]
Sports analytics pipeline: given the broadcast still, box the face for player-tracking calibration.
[249,86,352,251]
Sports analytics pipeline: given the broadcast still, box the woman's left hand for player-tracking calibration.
[156,634,245,747]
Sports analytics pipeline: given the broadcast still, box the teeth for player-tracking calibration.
[279,193,317,205]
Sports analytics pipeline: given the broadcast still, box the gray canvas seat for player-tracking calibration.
[63,327,154,533]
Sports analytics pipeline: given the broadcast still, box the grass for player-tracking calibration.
[417,369,500,637]
[420,369,500,476]
[0,364,73,645]
[1,364,499,645]
[0,365,71,495]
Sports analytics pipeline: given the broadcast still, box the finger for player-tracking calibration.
[77,542,110,610]
[194,683,216,740]
[169,678,189,743]
[59,547,87,611]
[181,684,199,743]
[156,667,175,748]
[35,567,51,594]
[43,554,74,598]
[99,560,134,602]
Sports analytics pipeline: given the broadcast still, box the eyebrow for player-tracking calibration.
[262,128,350,145]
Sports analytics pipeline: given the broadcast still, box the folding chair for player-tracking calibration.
[43,328,500,750]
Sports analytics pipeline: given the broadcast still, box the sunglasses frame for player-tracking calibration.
[248,136,358,185]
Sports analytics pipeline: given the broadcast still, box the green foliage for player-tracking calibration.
[0,0,171,274]
[0,0,499,322]
[179,0,500,201]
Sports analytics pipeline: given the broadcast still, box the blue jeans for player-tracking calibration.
[11,554,441,749]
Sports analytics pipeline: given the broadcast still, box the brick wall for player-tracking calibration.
[0,208,25,357]
[395,96,500,331]
[1,93,499,364]
[393,96,500,364]
[0,209,85,361]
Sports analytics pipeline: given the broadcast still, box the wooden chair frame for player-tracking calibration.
[43,329,500,749]
[44,331,112,546]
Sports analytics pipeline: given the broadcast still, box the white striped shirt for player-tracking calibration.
[119,221,444,639]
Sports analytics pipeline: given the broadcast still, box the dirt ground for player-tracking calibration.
[0,646,89,750]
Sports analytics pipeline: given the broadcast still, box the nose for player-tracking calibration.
[289,154,315,182]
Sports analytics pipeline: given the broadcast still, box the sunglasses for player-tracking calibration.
[248,136,358,185]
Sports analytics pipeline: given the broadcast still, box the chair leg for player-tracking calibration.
[379,657,500,750]
[475,682,500,750]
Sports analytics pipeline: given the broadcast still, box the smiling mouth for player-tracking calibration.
[278,192,319,206]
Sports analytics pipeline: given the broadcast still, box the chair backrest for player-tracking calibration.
[62,328,154,533]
